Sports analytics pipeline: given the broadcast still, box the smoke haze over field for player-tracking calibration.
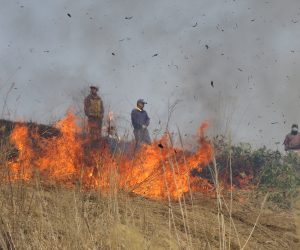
[0,0,300,149]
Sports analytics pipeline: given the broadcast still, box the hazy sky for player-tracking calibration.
[0,0,300,149]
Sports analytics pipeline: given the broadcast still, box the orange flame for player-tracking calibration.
[35,113,83,183]
[7,113,214,199]
[9,125,34,180]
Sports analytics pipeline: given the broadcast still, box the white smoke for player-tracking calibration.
[0,0,299,149]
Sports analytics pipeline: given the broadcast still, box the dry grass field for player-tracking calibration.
[0,179,299,250]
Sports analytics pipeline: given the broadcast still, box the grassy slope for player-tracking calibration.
[0,180,299,250]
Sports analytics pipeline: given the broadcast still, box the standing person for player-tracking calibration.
[283,124,300,151]
[131,99,151,149]
[84,86,104,141]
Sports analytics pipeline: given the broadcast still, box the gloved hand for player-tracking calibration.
[142,125,147,129]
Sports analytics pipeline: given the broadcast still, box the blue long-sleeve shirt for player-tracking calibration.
[131,108,150,129]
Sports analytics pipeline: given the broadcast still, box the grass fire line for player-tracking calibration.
[5,112,214,200]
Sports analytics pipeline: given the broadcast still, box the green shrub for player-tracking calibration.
[213,136,300,208]
[257,151,300,207]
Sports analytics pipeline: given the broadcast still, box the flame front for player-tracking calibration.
[36,113,83,182]
[8,113,214,199]
[10,125,33,180]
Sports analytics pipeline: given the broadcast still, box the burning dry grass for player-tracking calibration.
[0,180,299,250]
[6,112,214,199]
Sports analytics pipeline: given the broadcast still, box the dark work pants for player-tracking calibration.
[88,116,103,141]
[133,128,151,150]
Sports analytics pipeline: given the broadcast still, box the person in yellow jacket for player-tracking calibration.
[84,86,104,141]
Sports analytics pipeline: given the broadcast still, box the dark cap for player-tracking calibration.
[137,99,147,104]
[90,85,98,91]
[292,124,298,128]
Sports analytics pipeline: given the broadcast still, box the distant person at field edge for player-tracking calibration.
[283,124,300,151]
[84,85,104,141]
[131,99,151,149]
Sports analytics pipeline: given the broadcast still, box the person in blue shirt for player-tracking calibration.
[131,99,151,149]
